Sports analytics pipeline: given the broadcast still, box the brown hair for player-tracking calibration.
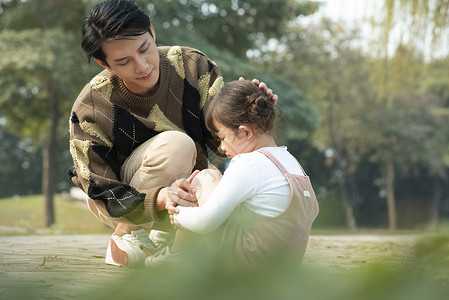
[205,80,276,135]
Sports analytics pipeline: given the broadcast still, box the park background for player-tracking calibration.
[1,1,449,299]
[1,0,449,234]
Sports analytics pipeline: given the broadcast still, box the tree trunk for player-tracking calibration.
[337,169,357,232]
[326,91,357,232]
[428,178,441,230]
[385,160,397,231]
[42,80,59,227]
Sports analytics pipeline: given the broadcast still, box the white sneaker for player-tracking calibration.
[131,228,158,254]
[105,228,157,268]
[145,245,180,267]
[149,230,175,249]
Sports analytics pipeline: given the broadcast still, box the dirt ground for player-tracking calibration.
[0,233,420,299]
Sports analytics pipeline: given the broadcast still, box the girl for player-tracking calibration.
[146,79,319,268]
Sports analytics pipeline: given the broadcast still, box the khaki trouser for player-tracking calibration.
[86,131,197,230]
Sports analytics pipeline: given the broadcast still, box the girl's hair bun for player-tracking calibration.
[205,80,276,134]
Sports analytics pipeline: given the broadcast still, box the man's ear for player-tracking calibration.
[238,125,254,140]
[94,58,110,70]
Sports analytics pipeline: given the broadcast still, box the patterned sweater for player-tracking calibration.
[69,46,224,223]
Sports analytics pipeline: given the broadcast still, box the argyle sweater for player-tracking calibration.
[69,46,224,223]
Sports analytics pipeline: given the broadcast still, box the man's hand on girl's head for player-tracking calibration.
[239,77,278,105]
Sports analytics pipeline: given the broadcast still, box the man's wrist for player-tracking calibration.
[155,187,167,212]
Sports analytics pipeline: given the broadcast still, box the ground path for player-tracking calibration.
[0,233,420,299]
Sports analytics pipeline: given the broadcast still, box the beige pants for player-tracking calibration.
[86,131,197,230]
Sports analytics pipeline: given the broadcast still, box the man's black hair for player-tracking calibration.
[81,0,152,64]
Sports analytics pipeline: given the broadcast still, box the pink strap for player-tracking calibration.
[257,149,286,173]
[257,149,307,176]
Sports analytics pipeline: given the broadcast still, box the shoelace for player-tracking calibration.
[131,231,156,249]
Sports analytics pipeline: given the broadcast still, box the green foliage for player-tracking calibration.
[382,0,449,56]
[0,28,87,143]
[0,126,42,197]
[0,0,86,32]
[0,0,99,143]
[312,191,347,227]
[415,227,449,268]
[142,0,320,57]
[256,75,320,142]
[134,0,320,81]
[258,10,449,228]
[364,93,448,178]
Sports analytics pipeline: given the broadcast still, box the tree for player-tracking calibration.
[0,124,42,197]
[0,0,98,227]
[144,0,319,56]
[369,0,449,229]
[261,19,373,231]
[135,0,319,80]
[423,57,449,228]
[358,90,447,230]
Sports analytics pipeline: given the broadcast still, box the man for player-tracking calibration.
[69,0,275,268]
[69,0,225,268]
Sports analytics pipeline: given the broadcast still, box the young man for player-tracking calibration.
[69,0,224,268]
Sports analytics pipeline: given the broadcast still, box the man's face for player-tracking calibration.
[97,28,160,97]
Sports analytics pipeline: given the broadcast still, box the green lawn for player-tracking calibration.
[0,194,113,235]
[0,194,434,236]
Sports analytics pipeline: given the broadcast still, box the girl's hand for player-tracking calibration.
[239,76,278,105]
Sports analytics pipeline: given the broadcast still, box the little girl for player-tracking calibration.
[147,79,319,268]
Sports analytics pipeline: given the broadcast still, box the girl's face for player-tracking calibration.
[215,121,255,158]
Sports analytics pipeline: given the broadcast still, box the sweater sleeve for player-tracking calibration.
[181,47,225,162]
[69,79,163,223]
[200,52,225,158]
[174,155,258,234]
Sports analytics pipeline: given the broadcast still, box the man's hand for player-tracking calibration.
[165,177,198,214]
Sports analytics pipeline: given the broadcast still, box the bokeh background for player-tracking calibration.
[1,0,449,233]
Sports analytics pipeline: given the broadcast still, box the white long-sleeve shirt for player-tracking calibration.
[174,146,305,234]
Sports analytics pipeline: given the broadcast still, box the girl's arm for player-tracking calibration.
[174,155,258,234]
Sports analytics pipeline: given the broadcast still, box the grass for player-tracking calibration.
[311,227,430,236]
[0,194,113,235]
[0,193,432,237]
